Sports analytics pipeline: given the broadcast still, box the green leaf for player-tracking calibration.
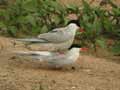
[112,7,120,16]
[7,26,18,37]
[103,18,113,31]
[0,21,6,28]
[25,15,36,26]
[82,0,92,14]
[111,42,120,55]
[23,0,38,12]
[31,26,41,35]
[66,4,79,13]
[96,38,107,48]
[16,16,27,24]
[40,25,48,34]
[52,15,61,25]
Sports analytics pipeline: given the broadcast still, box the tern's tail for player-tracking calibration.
[16,38,49,43]
[14,51,44,61]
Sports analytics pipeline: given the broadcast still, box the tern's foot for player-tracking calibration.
[71,66,76,70]
[57,50,67,55]
[50,66,63,70]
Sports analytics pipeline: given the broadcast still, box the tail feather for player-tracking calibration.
[15,51,51,56]
[14,50,52,59]
[16,38,49,43]
[14,51,45,61]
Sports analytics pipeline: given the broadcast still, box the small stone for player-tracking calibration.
[83,69,91,72]
[71,86,76,89]
[9,56,17,60]
[71,66,76,70]
[51,80,56,84]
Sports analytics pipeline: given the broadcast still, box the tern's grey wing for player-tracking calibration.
[38,27,72,43]
[45,53,70,66]
[15,51,53,60]
[44,52,67,61]
[15,51,66,62]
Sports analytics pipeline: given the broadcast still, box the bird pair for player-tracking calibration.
[15,20,83,68]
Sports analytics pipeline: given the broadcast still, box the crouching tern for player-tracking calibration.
[16,20,80,51]
[15,48,82,68]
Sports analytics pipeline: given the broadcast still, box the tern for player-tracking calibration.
[15,47,83,68]
[16,20,80,51]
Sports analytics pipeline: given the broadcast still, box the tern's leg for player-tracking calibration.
[57,50,67,54]
[47,63,62,70]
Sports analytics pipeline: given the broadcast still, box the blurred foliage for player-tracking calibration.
[0,0,120,55]
[76,0,120,55]
[111,41,120,55]
[0,0,68,37]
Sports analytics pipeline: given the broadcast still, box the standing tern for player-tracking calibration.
[16,20,80,51]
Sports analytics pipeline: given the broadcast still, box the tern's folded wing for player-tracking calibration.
[38,28,72,43]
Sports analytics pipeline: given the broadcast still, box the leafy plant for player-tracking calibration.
[75,0,120,54]
[0,0,67,37]
[111,41,120,55]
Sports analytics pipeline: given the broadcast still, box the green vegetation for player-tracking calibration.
[76,0,120,55]
[0,0,68,37]
[0,0,120,55]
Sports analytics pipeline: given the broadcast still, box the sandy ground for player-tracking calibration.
[0,37,120,90]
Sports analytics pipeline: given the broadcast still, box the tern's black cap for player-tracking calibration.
[69,44,81,50]
[67,20,80,27]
